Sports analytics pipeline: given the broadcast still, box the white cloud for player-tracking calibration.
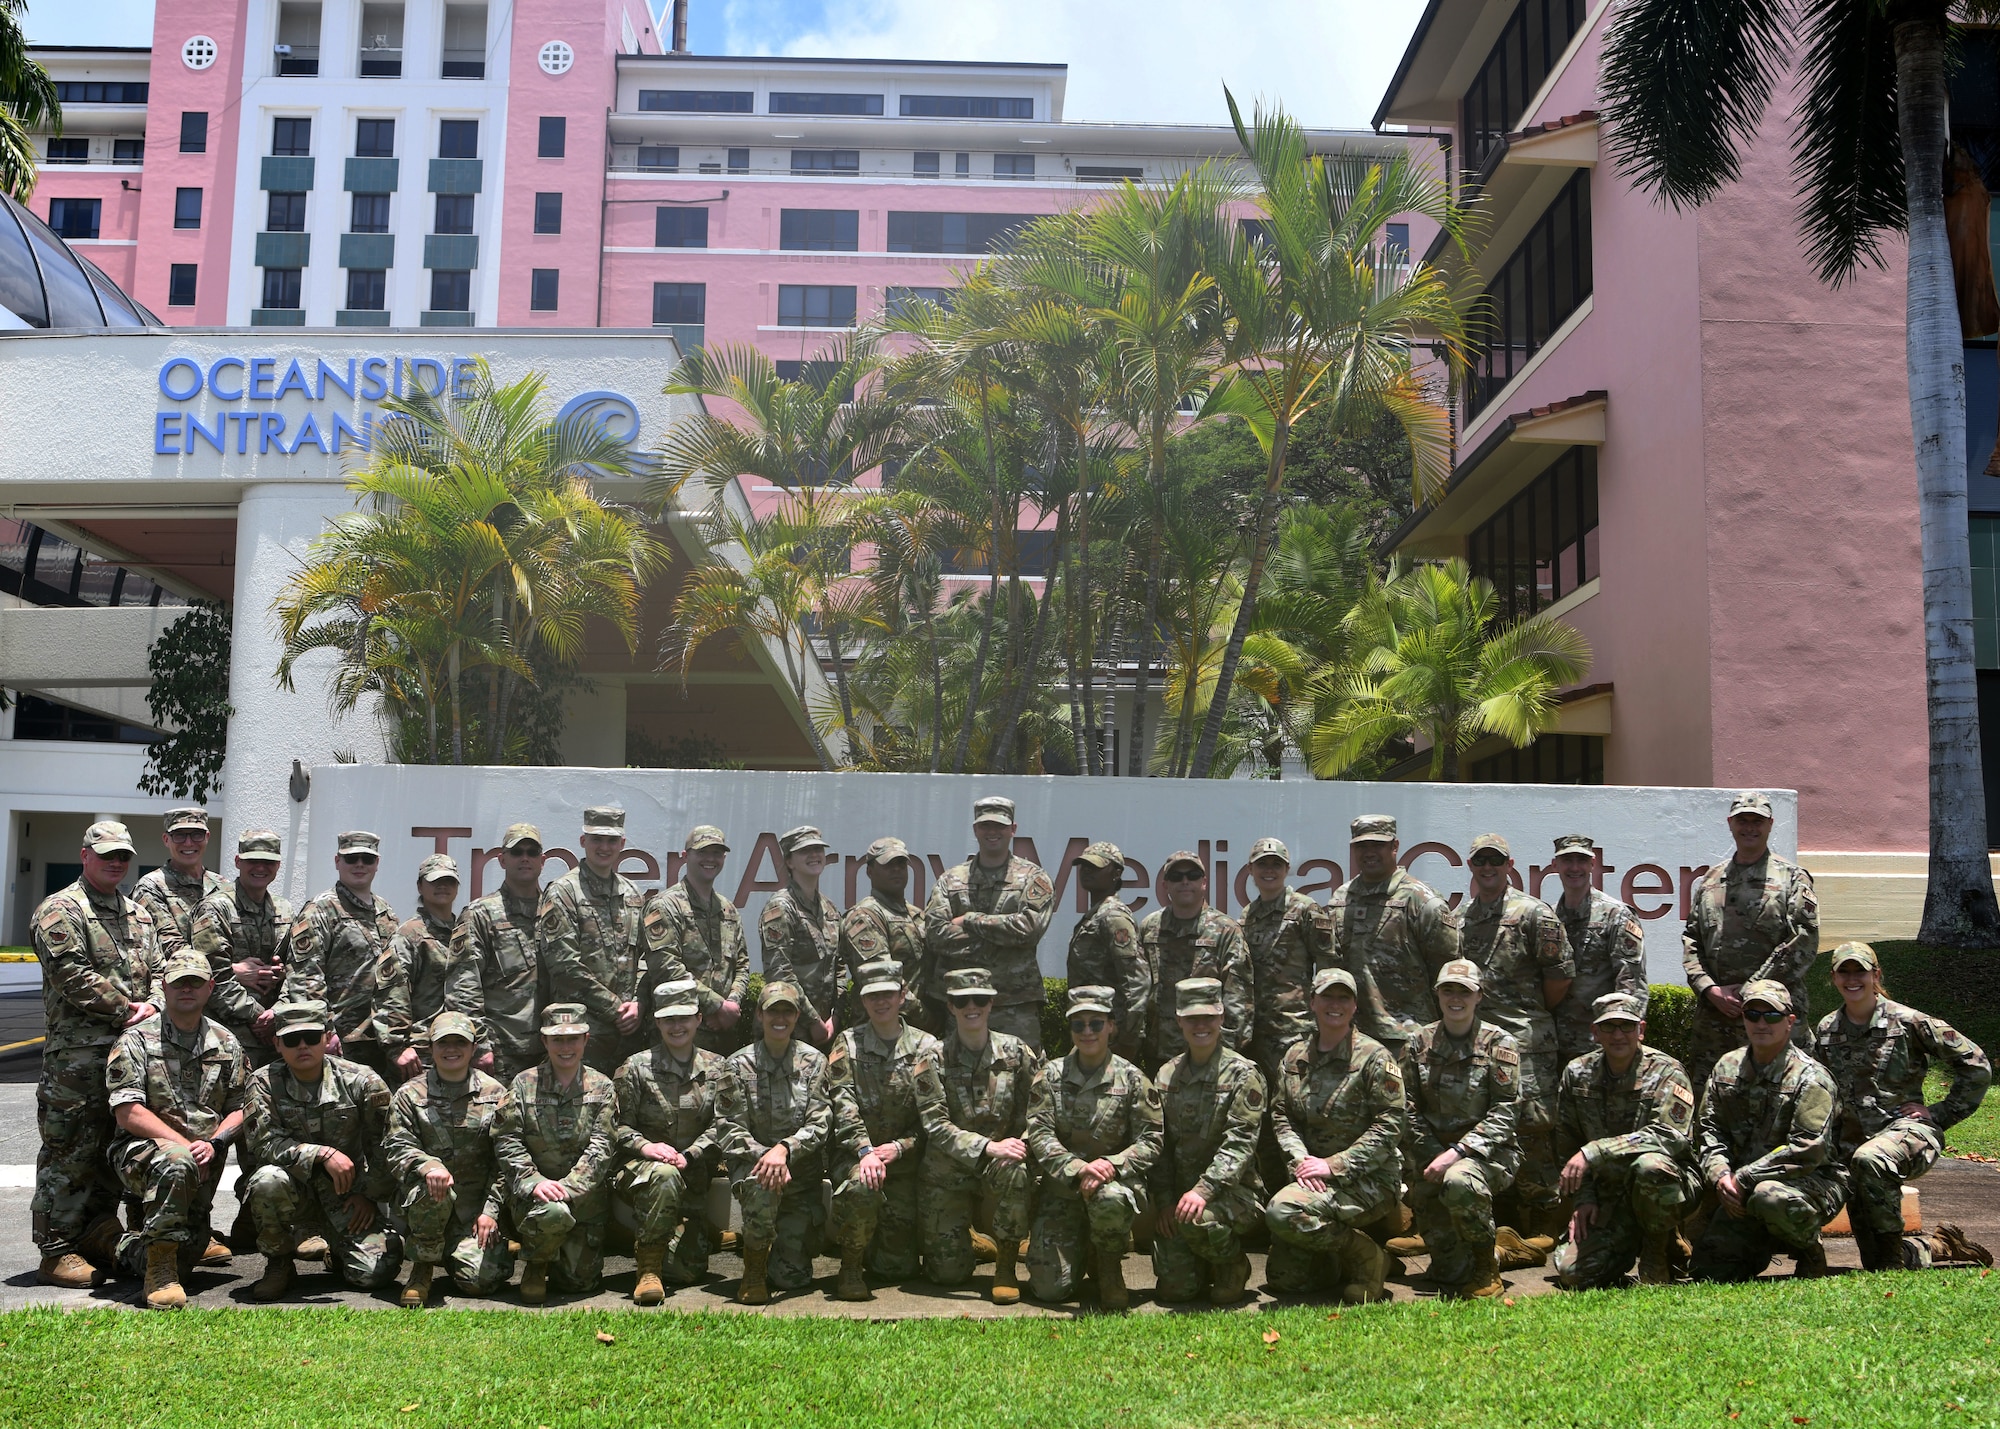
[720,0,1427,130]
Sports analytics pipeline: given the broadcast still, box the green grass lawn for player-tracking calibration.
[2,1274,1994,1428]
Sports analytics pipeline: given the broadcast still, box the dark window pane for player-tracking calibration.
[900,95,1033,118]
[652,281,705,324]
[272,117,311,156]
[355,118,395,157]
[538,115,566,158]
[533,191,562,234]
[113,139,144,163]
[955,152,969,175]
[727,148,749,173]
[993,153,1035,177]
[779,209,859,251]
[438,120,478,158]
[48,199,101,240]
[174,188,203,229]
[530,268,558,311]
[637,90,753,112]
[790,149,859,174]
[885,211,1039,254]
[769,92,883,116]
[430,269,471,311]
[351,193,391,232]
[180,111,208,153]
[638,146,679,171]
[654,207,709,247]
[434,194,474,233]
[168,263,197,306]
[776,284,857,327]
[346,268,385,310]
[913,151,939,176]
[267,192,306,232]
[261,268,302,308]
[43,137,87,164]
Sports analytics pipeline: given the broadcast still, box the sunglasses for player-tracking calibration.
[1468,854,1508,867]
[1067,1017,1108,1034]
[279,1030,323,1048]
[948,995,993,1009]
[340,853,378,866]
[1743,1008,1789,1024]
[1164,868,1204,883]
[508,846,544,858]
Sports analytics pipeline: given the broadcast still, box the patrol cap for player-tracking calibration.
[759,980,803,1011]
[1312,967,1359,997]
[237,829,283,862]
[84,820,136,856]
[1727,791,1774,819]
[972,796,1016,826]
[501,822,543,851]
[1350,814,1397,843]
[272,999,329,1036]
[1552,834,1596,858]
[582,806,627,837]
[779,825,829,857]
[1592,992,1647,1025]
[1161,849,1205,874]
[1434,958,1483,991]
[855,958,906,997]
[865,836,910,865]
[540,1003,591,1036]
[1469,833,1511,859]
[943,967,998,998]
[1831,942,1880,973]
[336,830,380,856]
[164,807,211,834]
[685,825,729,852]
[1066,985,1115,1017]
[1249,837,1290,864]
[418,853,460,884]
[1075,841,1124,869]
[1739,979,1793,1014]
[653,979,702,1017]
[1175,977,1224,1017]
[162,949,213,985]
[429,1010,477,1044]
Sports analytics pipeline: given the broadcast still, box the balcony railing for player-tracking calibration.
[441,49,485,79]
[276,45,320,76]
[359,45,402,76]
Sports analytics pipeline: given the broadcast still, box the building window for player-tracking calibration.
[1468,169,1591,419]
[346,268,386,310]
[430,269,471,311]
[112,139,144,164]
[1077,166,1143,183]
[530,268,559,311]
[900,95,1033,119]
[913,151,939,177]
[638,89,752,112]
[355,118,395,157]
[773,360,855,404]
[780,209,859,252]
[538,116,565,158]
[770,92,883,116]
[886,212,1039,255]
[727,147,750,174]
[267,192,307,232]
[262,268,303,309]
[441,2,487,79]
[1467,445,1599,623]
[44,137,87,164]
[358,1,404,76]
[885,286,952,317]
[434,194,474,234]
[533,192,562,234]
[180,111,208,153]
[955,152,970,176]
[791,149,859,176]
[272,117,311,156]
[1462,0,1590,175]
[351,193,391,232]
[1385,222,1410,262]
[275,0,322,75]
[653,281,705,325]
[993,154,1035,178]
[438,119,478,158]
[655,207,709,247]
[1468,733,1604,785]
[48,199,101,240]
[638,146,679,172]
[173,188,203,229]
[777,284,857,328]
[53,81,151,104]
[167,263,197,306]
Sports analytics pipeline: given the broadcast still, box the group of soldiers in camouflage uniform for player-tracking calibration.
[26,789,1992,1310]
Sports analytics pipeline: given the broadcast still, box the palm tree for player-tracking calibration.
[1598,0,2000,945]
[1306,558,1591,781]
[0,2,59,202]
[848,486,966,771]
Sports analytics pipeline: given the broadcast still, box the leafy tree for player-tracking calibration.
[137,601,232,802]
[0,1,59,202]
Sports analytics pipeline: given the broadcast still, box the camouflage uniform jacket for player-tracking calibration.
[1270,1030,1406,1181]
[1241,888,1328,1057]
[1555,888,1648,1014]
[642,878,749,1018]
[389,909,458,1050]
[105,1012,247,1149]
[757,882,842,1025]
[1065,894,1149,1049]
[1402,1020,1521,1176]
[35,878,160,1054]
[1327,868,1460,1048]
[1681,853,1819,1007]
[493,1064,617,1197]
[924,855,1056,1010]
[1152,1046,1266,1203]
[383,1068,508,1220]
[538,866,645,1033]
[1457,889,1572,1059]
[1026,1052,1163,1196]
[1140,905,1253,1062]
[447,888,543,1066]
[1813,999,1991,1149]
[190,882,292,1035]
[245,1055,395,1199]
[913,1030,1040,1171]
[1696,1043,1843,1190]
[838,893,930,999]
[827,1022,940,1165]
[280,885,404,1054]
[1554,1046,1697,1203]
[133,866,227,957]
[612,1045,730,1167]
[717,1038,831,1170]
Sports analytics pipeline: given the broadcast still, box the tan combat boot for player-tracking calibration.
[969,1230,1000,1263]
[1792,1237,1831,1278]
[1931,1223,1994,1267]
[738,1241,772,1305]
[1340,1228,1386,1305]
[251,1255,294,1302]
[142,1241,186,1310]
[990,1238,1021,1305]
[1637,1230,1676,1285]
[834,1245,873,1302]
[400,1261,435,1309]
[78,1213,124,1269]
[1384,1232,1428,1257]
[1094,1247,1130,1311]
[632,1243,667,1305]
[1209,1251,1252,1306]
[518,1260,550,1305]
[38,1254,98,1288]
[1462,1243,1505,1299]
[1494,1226,1548,1270]
[294,1234,329,1262]
[198,1236,232,1267]
[717,1229,739,1253]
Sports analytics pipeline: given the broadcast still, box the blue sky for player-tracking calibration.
[36,0,1425,128]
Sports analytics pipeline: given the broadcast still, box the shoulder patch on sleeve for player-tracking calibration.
[1794,1080,1835,1135]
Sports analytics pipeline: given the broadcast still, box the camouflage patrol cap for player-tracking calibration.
[581,806,626,837]
[418,853,460,884]
[1552,834,1596,857]
[500,822,543,851]
[865,836,910,865]
[237,829,283,862]
[653,979,702,1017]
[779,825,829,857]
[855,958,906,997]
[1469,833,1511,859]
[336,830,380,856]
[272,999,329,1036]
[84,820,136,856]
[942,966,998,998]
[1727,791,1774,819]
[540,1003,591,1036]
[164,807,211,834]
[1592,992,1647,1025]
[1066,985,1116,1016]
[1831,942,1880,973]
[429,1010,477,1044]
[1312,967,1358,996]
[1434,958,1482,991]
[972,796,1017,826]
[1249,837,1290,864]
[1161,849,1205,874]
[162,949,213,985]
[1350,814,1397,843]
[1175,977,1224,1017]
[759,980,803,1011]
[685,825,729,852]
[1075,841,1124,869]
[1739,979,1792,1013]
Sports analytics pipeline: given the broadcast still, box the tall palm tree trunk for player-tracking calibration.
[448,646,465,766]
[995,516,1065,772]
[826,626,858,764]
[1077,481,1101,775]
[950,364,1005,773]
[1899,21,2000,944]
[1192,418,1290,779]
[924,582,946,774]
[1062,516,1090,774]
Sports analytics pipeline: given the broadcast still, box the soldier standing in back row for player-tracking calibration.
[1065,842,1148,1065]
[1141,852,1252,1069]
[760,826,843,1048]
[1547,835,1649,1069]
[539,807,647,1075]
[1681,792,1819,1098]
[926,796,1056,1050]
[839,838,933,1031]
[1241,838,1328,1078]
[1326,815,1459,1056]
[447,823,547,1082]
[190,830,291,1074]
[132,807,226,959]
[386,855,461,1072]
[641,826,749,1053]
[281,830,410,1082]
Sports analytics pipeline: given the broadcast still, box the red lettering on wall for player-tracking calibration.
[617,850,660,886]
[664,851,686,885]
[1679,866,1711,920]
[1528,864,1557,899]
[732,832,787,907]
[844,854,865,905]
[1121,857,1151,913]
[466,846,503,900]
[1294,859,1343,901]
[411,826,472,856]
[542,847,578,875]
[1621,863,1674,919]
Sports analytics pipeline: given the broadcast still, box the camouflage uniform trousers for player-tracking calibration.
[989,1003,1043,1053]
[508,1183,608,1292]
[828,1157,924,1280]
[1151,1182,1263,1301]
[1845,1117,1943,1236]
[731,1163,825,1291]
[1408,1157,1508,1286]
[1690,1171,1847,1282]
[1027,1180,1147,1301]
[243,1164,403,1289]
[1264,1170,1397,1293]
[1551,1151,1700,1289]
[106,1138,225,1279]
[918,1152,1033,1287]
[1509,1050,1563,1215]
[614,1157,721,1285]
[31,1047,119,1256]
[398,1183,515,1293]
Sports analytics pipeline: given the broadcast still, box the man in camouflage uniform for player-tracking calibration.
[1065,842,1149,1064]
[132,806,226,958]
[447,822,547,1082]
[280,830,411,1083]
[242,998,403,1300]
[640,825,749,1053]
[1815,943,1992,1271]
[824,958,941,1299]
[1151,977,1267,1306]
[1141,851,1252,1069]
[914,966,1041,1303]
[386,854,460,1070]
[718,981,832,1303]
[1550,992,1701,1289]
[1025,985,1162,1308]
[926,795,1057,1050]
[540,807,647,1075]
[493,1003,618,1302]
[1691,980,1847,1282]
[31,819,160,1286]
[384,1010,512,1307]
[190,830,291,1073]
[102,949,248,1309]
[1547,835,1648,1068]
[1457,833,1572,1235]
[840,837,933,1031]
[613,980,732,1303]
[1327,814,1459,1056]
[759,825,842,1049]
[1681,791,1820,1098]
[1241,837,1328,1079]
[1265,967,1406,1303]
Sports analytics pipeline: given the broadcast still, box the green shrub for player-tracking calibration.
[1643,983,1694,1066]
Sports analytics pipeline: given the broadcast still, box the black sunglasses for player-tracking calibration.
[1743,1008,1789,1024]
[1067,1017,1108,1034]
[1164,868,1204,883]
[340,853,378,866]
[949,995,993,1009]
[1468,854,1508,867]
[279,1030,323,1048]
